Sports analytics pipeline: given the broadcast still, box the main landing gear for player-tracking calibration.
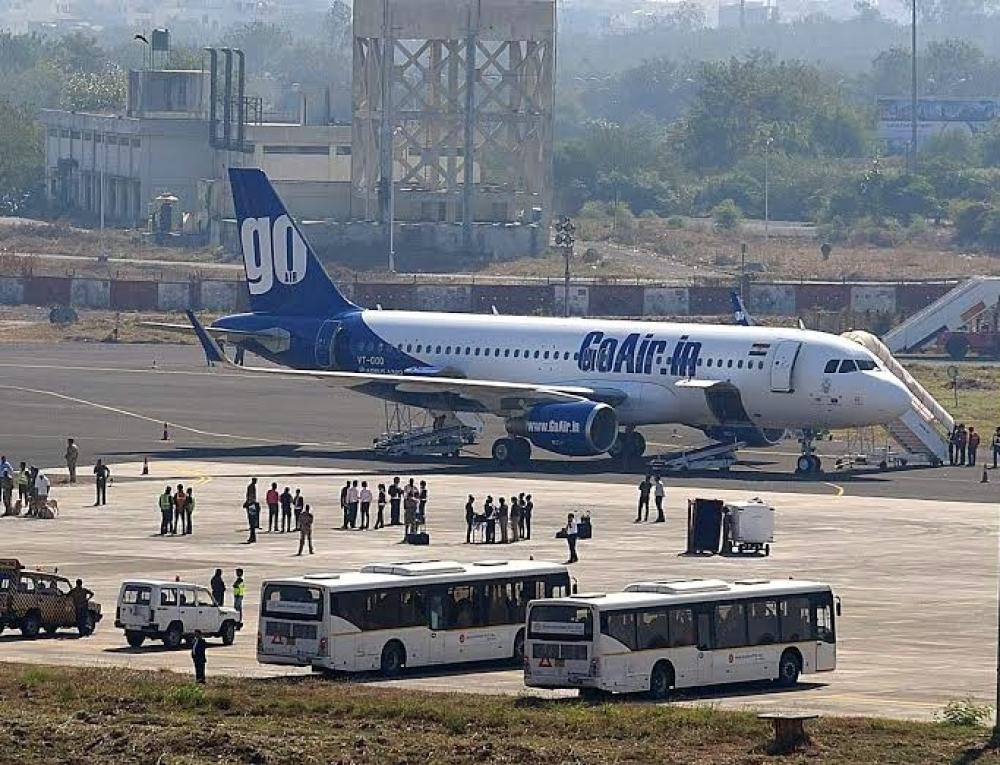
[492,437,532,468]
[795,430,822,475]
[608,428,647,462]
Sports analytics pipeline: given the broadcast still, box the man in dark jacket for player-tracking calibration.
[191,630,207,683]
[210,569,225,606]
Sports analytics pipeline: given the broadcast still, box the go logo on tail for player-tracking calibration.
[240,214,307,295]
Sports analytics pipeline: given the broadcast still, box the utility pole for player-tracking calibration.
[910,0,918,174]
[554,216,576,317]
[387,125,402,273]
[764,135,773,258]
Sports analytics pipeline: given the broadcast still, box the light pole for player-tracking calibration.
[387,125,402,274]
[764,135,773,258]
[910,0,918,173]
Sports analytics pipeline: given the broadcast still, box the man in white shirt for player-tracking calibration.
[34,470,50,517]
[359,481,373,530]
[564,513,579,564]
[653,475,666,523]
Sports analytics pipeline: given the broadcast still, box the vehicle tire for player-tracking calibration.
[380,640,406,678]
[220,620,236,646]
[795,455,812,474]
[163,622,184,650]
[511,438,532,466]
[78,611,95,637]
[125,631,145,648]
[813,456,822,474]
[579,687,608,702]
[20,611,41,639]
[492,438,514,465]
[776,649,801,687]
[44,626,59,636]
[945,334,970,361]
[624,431,646,459]
[648,661,674,701]
[512,629,526,664]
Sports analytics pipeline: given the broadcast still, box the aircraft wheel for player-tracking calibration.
[511,437,532,466]
[796,455,816,474]
[623,431,646,459]
[492,438,514,465]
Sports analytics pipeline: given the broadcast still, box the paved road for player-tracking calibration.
[0,342,993,502]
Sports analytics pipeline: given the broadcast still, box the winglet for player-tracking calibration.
[186,310,228,367]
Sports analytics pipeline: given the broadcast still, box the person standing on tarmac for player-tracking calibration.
[65,438,79,484]
[15,462,29,508]
[418,480,428,525]
[183,487,195,534]
[279,486,293,532]
[69,578,94,635]
[969,426,981,467]
[347,480,360,529]
[636,475,652,523]
[523,495,533,540]
[339,480,351,529]
[232,569,246,621]
[191,630,207,684]
[375,483,387,529]
[510,496,521,543]
[0,467,12,516]
[388,477,403,526]
[210,569,225,606]
[93,459,110,507]
[564,513,579,564]
[956,424,969,466]
[992,427,1000,469]
[465,495,475,543]
[266,482,280,532]
[359,481,372,529]
[172,483,186,535]
[653,475,666,523]
[158,486,173,535]
[297,504,315,555]
[245,500,259,544]
[293,489,304,530]
[498,497,510,544]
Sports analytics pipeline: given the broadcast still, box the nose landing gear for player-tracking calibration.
[795,431,822,475]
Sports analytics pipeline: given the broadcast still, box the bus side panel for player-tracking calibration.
[816,641,836,672]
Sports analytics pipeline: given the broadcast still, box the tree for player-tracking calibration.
[61,65,127,112]
[0,99,43,214]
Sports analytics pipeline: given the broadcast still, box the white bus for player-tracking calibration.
[258,559,571,676]
[524,578,838,699]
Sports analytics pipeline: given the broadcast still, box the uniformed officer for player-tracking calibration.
[158,486,173,535]
[232,569,246,621]
[68,579,94,635]
[191,630,207,683]
[65,438,79,484]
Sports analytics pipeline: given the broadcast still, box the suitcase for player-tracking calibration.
[406,532,430,545]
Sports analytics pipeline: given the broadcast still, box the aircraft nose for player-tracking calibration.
[875,375,912,419]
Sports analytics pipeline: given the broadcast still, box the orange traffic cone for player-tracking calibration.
[161,423,169,441]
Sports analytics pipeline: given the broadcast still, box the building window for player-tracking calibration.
[70,130,81,139]
[262,145,330,155]
[131,138,140,147]
[335,145,351,155]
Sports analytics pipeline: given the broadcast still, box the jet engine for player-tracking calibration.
[508,401,618,457]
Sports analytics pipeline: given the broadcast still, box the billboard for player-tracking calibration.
[877,96,999,154]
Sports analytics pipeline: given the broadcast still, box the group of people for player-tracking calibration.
[0,457,53,517]
[242,478,309,546]
[464,493,534,544]
[338,476,429,535]
[193,568,247,683]
[635,474,667,523]
[947,424,984,467]
[158,484,196,535]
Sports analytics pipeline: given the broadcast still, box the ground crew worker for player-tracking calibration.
[969,426,981,467]
[15,462,28,507]
[636,474,652,523]
[65,438,79,484]
[93,458,110,506]
[69,578,94,635]
[232,569,246,620]
[173,483,186,534]
[158,486,173,535]
[298,504,315,555]
[210,569,225,606]
[191,630,207,684]
[653,475,666,523]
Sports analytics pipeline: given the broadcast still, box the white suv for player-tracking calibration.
[114,580,242,649]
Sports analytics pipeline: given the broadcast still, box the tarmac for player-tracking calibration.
[0,342,996,721]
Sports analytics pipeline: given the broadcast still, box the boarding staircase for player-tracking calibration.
[883,277,1000,353]
[843,331,953,465]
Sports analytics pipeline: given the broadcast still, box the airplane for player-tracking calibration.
[182,168,912,474]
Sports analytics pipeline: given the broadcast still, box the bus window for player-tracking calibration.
[637,609,670,650]
[545,574,570,598]
[263,584,322,621]
[482,581,520,625]
[668,608,696,647]
[714,602,747,649]
[747,600,778,645]
[330,591,367,628]
[601,611,638,650]
[779,597,813,642]
[366,589,401,630]
[448,585,476,629]
[813,594,835,643]
[398,588,427,628]
[528,604,593,641]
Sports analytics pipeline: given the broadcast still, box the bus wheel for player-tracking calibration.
[512,629,526,663]
[776,649,801,687]
[579,687,607,702]
[380,641,406,677]
[648,661,674,701]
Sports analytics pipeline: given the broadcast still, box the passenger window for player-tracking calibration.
[435,345,442,354]
[758,361,764,370]
[697,357,703,366]
[668,608,696,647]
[474,348,480,356]
[839,360,857,373]
[504,349,510,357]
[564,351,571,360]
[638,609,670,649]
[707,359,713,367]
[573,352,580,361]
[737,360,743,369]
[779,597,813,642]
[824,360,838,374]
[727,359,733,368]
[714,602,748,648]
[160,588,177,606]
[445,346,452,355]
[179,589,197,607]
[513,350,520,358]
[601,611,638,650]
[543,351,549,360]
[415,344,422,353]
[747,600,778,645]
[197,589,216,607]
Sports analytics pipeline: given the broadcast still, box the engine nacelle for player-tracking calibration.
[508,401,618,457]
[702,425,786,448]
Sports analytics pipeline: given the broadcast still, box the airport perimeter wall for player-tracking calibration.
[0,274,957,320]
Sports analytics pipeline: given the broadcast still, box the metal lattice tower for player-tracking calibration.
[351,0,555,247]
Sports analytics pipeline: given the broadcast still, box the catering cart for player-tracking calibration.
[722,499,774,556]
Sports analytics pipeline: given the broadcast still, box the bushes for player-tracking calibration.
[711,199,743,230]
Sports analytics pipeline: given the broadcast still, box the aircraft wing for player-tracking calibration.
[142,321,291,353]
[185,311,609,415]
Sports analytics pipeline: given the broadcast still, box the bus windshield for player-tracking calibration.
[262,583,323,621]
[528,604,593,641]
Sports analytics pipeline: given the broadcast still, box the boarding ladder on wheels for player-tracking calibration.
[373,404,481,458]
[842,331,953,466]
[882,277,1000,353]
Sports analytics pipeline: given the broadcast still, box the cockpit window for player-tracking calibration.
[856,359,877,371]
[824,360,838,374]
[839,360,858,373]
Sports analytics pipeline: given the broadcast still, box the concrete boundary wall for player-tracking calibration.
[0,275,962,323]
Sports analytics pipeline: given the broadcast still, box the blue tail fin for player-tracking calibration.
[229,167,358,316]
[730,290,754,326]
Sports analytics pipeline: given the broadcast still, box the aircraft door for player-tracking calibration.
[314,320,341,369]
[769,341,802,393]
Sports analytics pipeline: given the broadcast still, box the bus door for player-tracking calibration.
[427,591,449,663]
[694,609,715,685]
[813,594,837,671]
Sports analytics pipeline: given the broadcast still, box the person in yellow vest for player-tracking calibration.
[232,569,246,621]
